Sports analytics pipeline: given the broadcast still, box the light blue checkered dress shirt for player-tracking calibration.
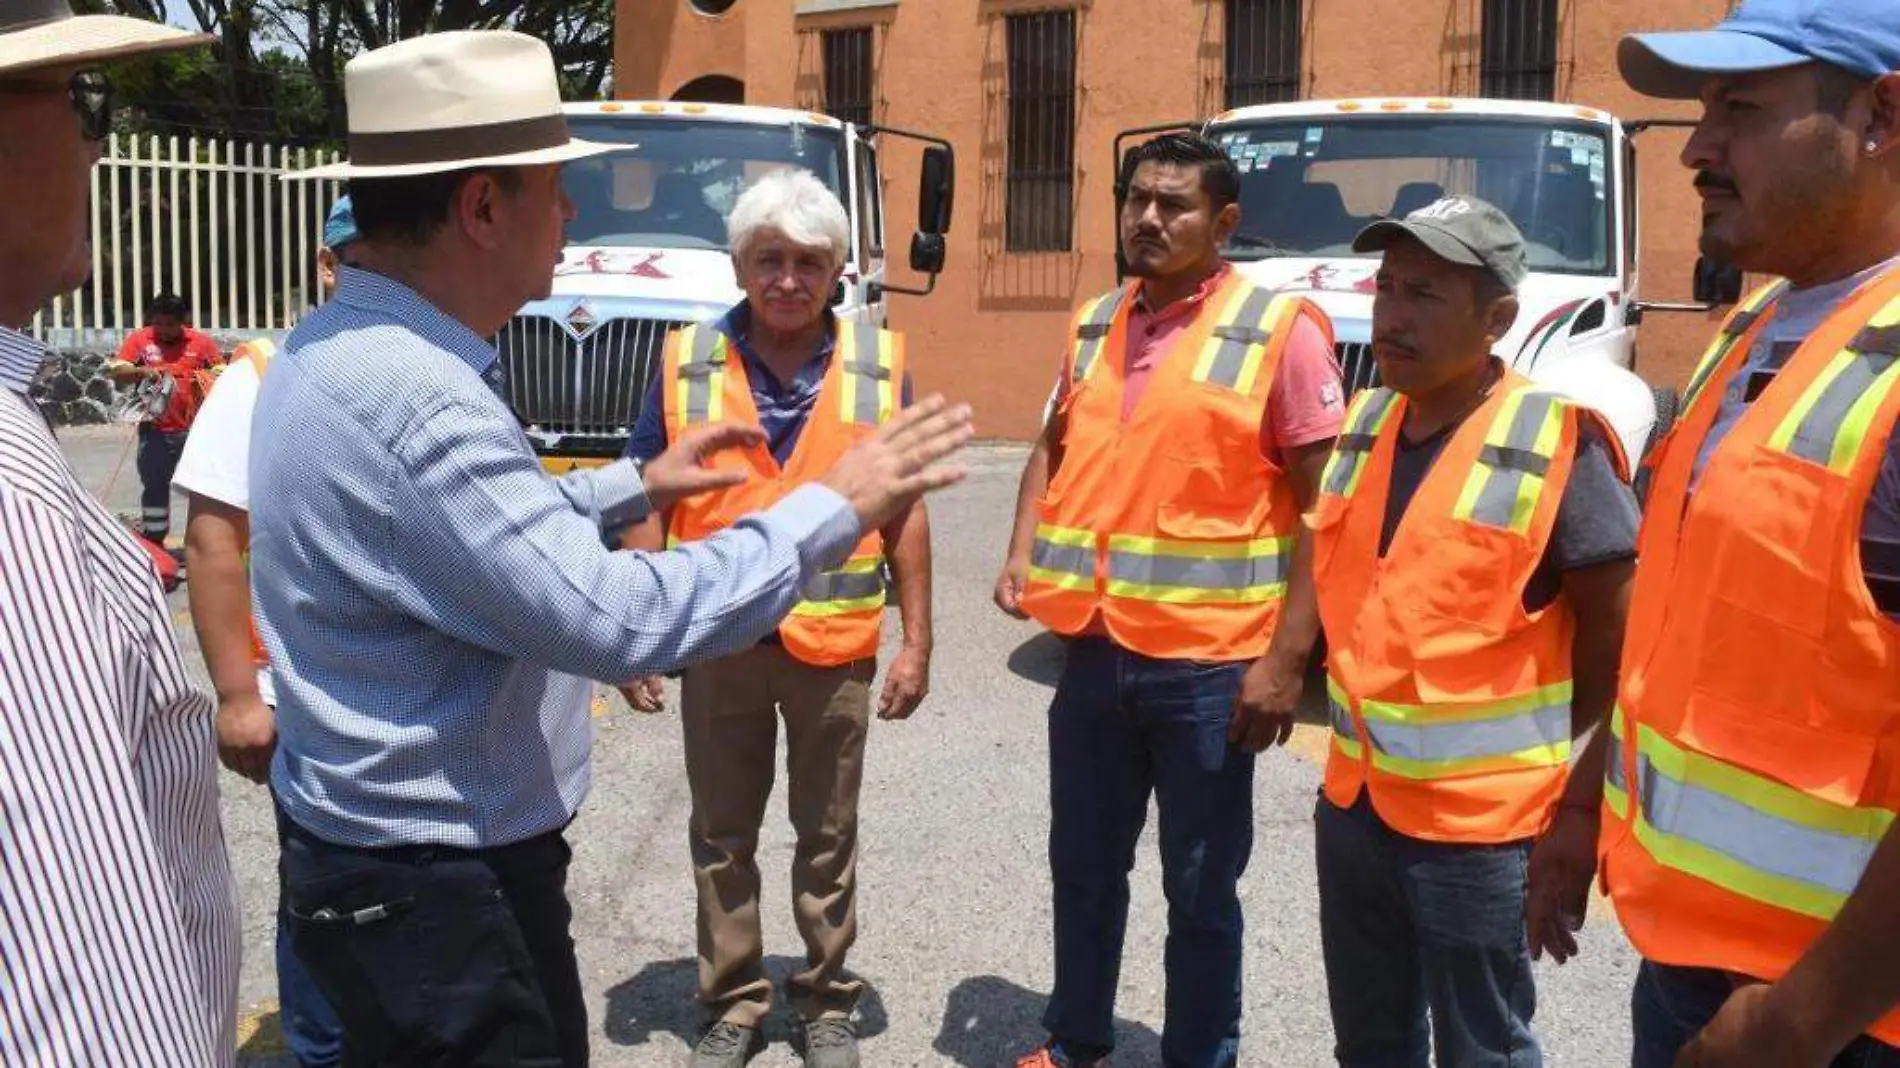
[250,268,861,848]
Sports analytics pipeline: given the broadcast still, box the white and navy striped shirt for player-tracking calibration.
[0,326,240,1067]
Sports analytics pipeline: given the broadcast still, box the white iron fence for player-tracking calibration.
[29,134,344,350]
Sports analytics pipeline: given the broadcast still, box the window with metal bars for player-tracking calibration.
[1481,0,1559,101]
[822,27,874,127]
[1005,9,1077,253]
[1225,0,1301,108]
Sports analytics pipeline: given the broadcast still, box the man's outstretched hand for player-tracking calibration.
[821,395,974,532]
[640,423,766,511]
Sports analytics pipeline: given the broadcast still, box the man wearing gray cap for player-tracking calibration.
[1309,195,1638,1068]
[1602,2,1900,1066]
[0,4,240,1066]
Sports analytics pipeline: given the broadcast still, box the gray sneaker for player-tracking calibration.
[689,1021,762,1068]
[800,1016,860,1068]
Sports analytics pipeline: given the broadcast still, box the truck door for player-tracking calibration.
[848,132,889,326]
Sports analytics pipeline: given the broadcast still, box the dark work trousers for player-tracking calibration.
[1632,961,1900,1068]
[136,424,187,542]
[276,806,589,1067]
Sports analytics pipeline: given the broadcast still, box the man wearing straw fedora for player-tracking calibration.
[0,3,242,1066]
[258,30,973,1067]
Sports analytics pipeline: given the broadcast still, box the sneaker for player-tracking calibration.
[689,1021,762,1068]
[1014,1041,1108,1068]
[799,1016,859,1068]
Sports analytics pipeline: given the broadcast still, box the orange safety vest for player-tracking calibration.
[232,338,277,668]
[1313,370,1627,843]
[661,318,901,667]
[1018,272,1319,662]
[1602,269,1900,1045]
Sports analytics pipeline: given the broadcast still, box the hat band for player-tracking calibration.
[347,113,570,168]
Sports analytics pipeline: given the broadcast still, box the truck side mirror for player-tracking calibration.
[909,231,946,275]
[1694,257,1744,306]
[918,145,954,235]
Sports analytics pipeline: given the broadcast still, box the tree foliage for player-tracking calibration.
[78,0,614,146]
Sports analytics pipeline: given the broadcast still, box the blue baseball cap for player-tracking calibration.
[322,195,358,250]
[1620,0,1900,100]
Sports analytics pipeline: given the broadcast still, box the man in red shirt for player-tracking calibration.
[110,292,222,544]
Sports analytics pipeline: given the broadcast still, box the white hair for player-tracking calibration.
[727,168,851,266]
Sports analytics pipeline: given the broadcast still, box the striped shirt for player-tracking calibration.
[0,327,240,1066]
[251,268,861,850]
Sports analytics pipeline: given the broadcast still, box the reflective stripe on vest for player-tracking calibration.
[1452,388,1567,535]
[1320,387,1401,499]
[1071,289,1125,385]
[1192,286,1285,393]
[1104,533,1292,605]
[1354,682,1572,780]
[838,321,898,427]
[1029,523,1096,591]
[1605,705,1631,819]
[1681,281,1789,412]
[1622,718,1895,921]
[1764,296,1900,475]
[790,555,887,617]
[1328,677,1364,760]
[675,324,728,429]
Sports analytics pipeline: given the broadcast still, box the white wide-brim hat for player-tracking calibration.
[0,0,213,76]
[289,30,628,181]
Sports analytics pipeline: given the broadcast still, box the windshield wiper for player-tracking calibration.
[1225,231,1294,258]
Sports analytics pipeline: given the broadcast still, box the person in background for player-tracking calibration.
[172,195,357,1068]
[1604,2,1900,1066]
[110,290,222,547]
[0,3,240,1064]
[1310,196,1637,1068]
[994,133,1345,1068]
[619,168,931,1068]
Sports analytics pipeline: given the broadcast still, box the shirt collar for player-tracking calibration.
[720,300,837,362]
[0,327,50,397]
[1133,261,1233,317]
[333,266,500,373]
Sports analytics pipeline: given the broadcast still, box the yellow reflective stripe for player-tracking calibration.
[1072,291,1121,384]
[1629,807,1844,920]
[1101,578,1286,604]
[1370,742,1570,781]
[1321,388,1401,499]
[1190,286,1285,393]
[1635,724,1893,842]
[1764,295,1900,474]
[1035,523,1096,549]
[1105,533,1292,559]
[790,595,885,617]
[1359,681,1573,726]
[1102,533,1292,603]
[1028,567,1097,592]
[1334,732,1365,760]
[1682,281,1787,411]
[1451,388,1566,534]
[1235,296,1297,396]
[1605,779,1631,819]
[837,324,898,427]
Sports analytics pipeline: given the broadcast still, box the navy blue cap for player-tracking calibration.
[1621,0,1900,99]
[323,195,358,251]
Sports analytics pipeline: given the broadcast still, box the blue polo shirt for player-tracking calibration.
[623,302,911,466]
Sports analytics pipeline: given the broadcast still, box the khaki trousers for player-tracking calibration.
[681,643,873,1027]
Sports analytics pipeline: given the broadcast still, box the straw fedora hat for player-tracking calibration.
[0,0,213,75]
[291,31,625,181]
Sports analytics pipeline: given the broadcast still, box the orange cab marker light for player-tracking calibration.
[600,102,624,113]
[640,103,666,114]
[1337,101,1364,112]
[682,103,708,114]
[1426,99,1454,111]
[1380,100,1408,111]
[1575,107,1605,121]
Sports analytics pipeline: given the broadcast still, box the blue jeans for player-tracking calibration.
[1043,637,1254,1068]
[1315,794,1541,1068]
[1632,961,1900,1068]
[276,907,345,1067]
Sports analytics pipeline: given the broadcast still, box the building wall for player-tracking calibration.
[617,0,1734,440]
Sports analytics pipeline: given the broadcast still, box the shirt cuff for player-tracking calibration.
[590,459,652,530]
[766,483,862,575]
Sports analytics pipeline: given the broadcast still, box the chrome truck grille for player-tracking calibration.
[1336,342,1381,396]
[492,315,686,453]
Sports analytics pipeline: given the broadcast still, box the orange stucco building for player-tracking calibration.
[616,0,1734,440]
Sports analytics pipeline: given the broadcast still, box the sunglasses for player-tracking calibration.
[0,69,114,141]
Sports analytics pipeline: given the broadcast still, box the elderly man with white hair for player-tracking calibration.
[620,167,933,1068]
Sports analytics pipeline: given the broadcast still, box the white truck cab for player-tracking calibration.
[497,101,954,472]
[1128,97,1727,464]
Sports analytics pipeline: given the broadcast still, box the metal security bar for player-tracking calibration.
[29,134,343,349]
[1481,0,1559,101]
[1005,9,1077,253]
[1225,0,1302,108]
[1336,342,1381,397]
[493,315,686,446]
[823,27,875,127]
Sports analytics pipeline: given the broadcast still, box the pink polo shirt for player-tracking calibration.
[1051,263,1346,463]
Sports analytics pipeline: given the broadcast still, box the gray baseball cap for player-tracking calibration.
[1352,195,1530,291]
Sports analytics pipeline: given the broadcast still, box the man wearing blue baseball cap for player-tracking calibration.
[1605,3,1900,1067]
[172,194,358,1068]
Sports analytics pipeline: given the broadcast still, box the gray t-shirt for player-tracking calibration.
[1379,420,1641,611]
[1692,259,1900,614]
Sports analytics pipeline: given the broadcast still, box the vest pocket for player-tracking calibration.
[1387,517,1536,642]
[1703,445,1841,641]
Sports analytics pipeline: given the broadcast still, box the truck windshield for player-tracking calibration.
[561,117,846,251]
[1209,115,1614,276]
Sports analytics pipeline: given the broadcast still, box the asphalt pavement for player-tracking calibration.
[57,425,1640,1067]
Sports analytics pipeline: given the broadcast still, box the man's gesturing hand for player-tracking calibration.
[821,395,974,531]
[640,423,767,512]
